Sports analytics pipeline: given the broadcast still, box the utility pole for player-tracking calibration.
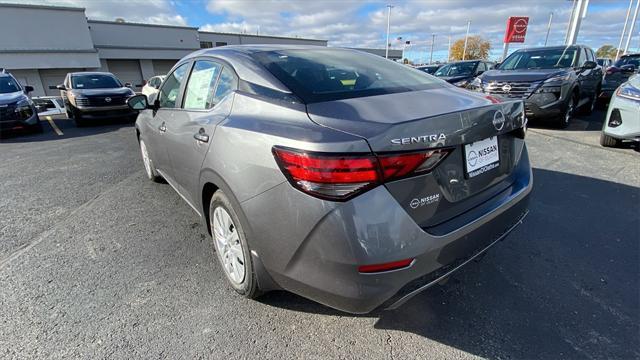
[429,34,435,64]
[447,35,451,62]
[624,0,640,54]
[385,5,393,59]
[462,20,471,60]
[617,0,634,60]
[544,12,553,46]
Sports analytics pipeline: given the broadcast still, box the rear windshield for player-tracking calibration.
[0,76,21,94]
[72,74,121,89]
[251,49,443,103]
[614,55,640,68]
[500,48,577,70]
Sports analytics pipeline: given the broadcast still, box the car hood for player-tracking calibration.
[439,75,473,83]
[71,87,133,96]
[0,91,27,105]
[480,68,571,82]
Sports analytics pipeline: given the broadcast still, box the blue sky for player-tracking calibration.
[24,0,639,62]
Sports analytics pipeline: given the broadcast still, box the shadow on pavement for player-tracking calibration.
[0,116,135,143]
[261,168,640,358]
[528,109,606,132]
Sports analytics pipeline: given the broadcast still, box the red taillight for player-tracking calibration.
[358,258,414,273]
[606,67,620,75]
[272,147,449,201]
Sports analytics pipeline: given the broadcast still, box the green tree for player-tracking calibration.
[596,45,619,59]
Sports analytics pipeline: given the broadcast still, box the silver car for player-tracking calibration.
[127,45,532,314]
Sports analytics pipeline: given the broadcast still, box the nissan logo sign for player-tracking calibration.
[105,97,112,103]
[493,110,506,131]
[501,84,512,93]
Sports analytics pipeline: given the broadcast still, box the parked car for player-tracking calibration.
[470,45,602,128]
[415,64,443,75]
[601,74,640,147]
[127,45,532,314]
[600,53,639,102]
[433,60,494,87]
[32,96,66,116]
[597,58,613,69]
[56,71,137,126]
[0,69,41,134]
[141,75,165,98]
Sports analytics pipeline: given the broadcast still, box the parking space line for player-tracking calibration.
[45,116,63,136]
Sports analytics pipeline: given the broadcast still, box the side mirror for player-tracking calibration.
[55,84,66,90]
[153,83,161,89]
[583,61,597,70]
[621,64,636,73]
[127,94,148,110]
[125,82,132,88]
[24,85,34,94]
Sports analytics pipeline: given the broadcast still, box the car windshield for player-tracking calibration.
[434,62,477,77]
[499,47,577,70]
[597,59,606,66]
[418,66,439,74]
[614,55,640,68]
[0,76,21,94]
[251,49,443,103]
[72,74,121,89]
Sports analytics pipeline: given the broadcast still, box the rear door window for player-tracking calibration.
[182,60,222,110]
[212,66,238,104]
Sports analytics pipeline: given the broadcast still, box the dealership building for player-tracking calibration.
[0,3,403,97]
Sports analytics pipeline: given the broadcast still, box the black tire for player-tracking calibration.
[558,92,577,129]
[72,107,86,127]
[600,133,620,147]
[138,139,163,182]
[30,121,43,133]
[209,190,261,299]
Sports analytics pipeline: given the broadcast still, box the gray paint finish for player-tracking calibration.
[135,46,532,313]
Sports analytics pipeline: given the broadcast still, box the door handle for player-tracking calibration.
[194,128,209,143]
[158,122,166,132]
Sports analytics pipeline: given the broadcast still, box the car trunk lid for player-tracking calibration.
[306,88,526,229]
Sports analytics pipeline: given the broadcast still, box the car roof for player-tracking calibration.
[69,71,116,76]
[517,45,583,52]
[621,53,640,57]
[181,45,347,93]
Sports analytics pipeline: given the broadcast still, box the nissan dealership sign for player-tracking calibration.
[503,16,529,43]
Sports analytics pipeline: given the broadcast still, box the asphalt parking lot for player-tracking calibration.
[0,111,638,359]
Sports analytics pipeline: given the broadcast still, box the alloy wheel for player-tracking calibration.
[212,206,246,285]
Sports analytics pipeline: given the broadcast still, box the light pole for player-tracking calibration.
[544,12,553,46]
[447,35,451,62]
[462,20,471,60]
[624,0,640,54]
[385,5,394,59]
[429,34,435,64]
[616,0,634,61]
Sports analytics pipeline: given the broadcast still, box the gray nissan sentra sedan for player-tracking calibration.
[127,45,532,314]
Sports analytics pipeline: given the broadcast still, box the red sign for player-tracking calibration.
[504,16,529,43]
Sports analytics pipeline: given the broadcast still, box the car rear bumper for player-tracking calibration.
[242,145,533,314]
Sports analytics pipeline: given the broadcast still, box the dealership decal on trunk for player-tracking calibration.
[391,133,446,145]
[409,193,441,209]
